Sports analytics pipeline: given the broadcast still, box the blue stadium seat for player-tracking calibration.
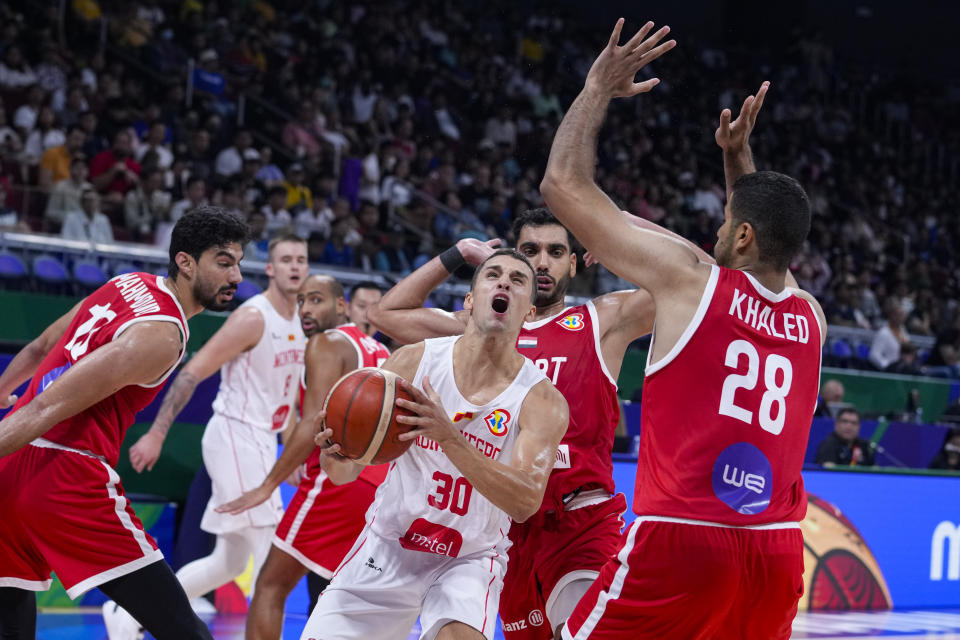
[0,252,27,280]
[831,339,853,358]
[74,261,109,288]
[235,279,261,302]
[33,256,69,284]
[856,342,871,360]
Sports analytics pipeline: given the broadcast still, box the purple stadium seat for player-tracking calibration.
[235,279,261,302]
[831,339,853,358]
[74,261,109,287]
[0,253,27,279]
[32,256,69,283]
[113,262,139,276]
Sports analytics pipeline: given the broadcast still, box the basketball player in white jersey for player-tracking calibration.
[103,233,308,639]
[301,249,569,640]
[214,275,392,640]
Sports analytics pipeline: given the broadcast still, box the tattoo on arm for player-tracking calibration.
[149,371,199,437]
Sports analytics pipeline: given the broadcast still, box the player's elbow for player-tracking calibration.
[508,489,544,523]
[366,300,387,332]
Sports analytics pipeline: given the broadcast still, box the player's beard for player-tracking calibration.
[714,229,736,268]
[534,271,571,309]
[195,275,237,311]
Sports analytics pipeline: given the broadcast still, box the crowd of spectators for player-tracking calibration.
[0,0,958,379]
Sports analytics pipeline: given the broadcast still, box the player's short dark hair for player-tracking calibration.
[307,274,344,299]
[470,248,537,303]
[729,171,810,272]
[267,232,307,261]
[836,407,860,422]
[511,207,574,251]
[168,205,250,279]
[349,280,381,300]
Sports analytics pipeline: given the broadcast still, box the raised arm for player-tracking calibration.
[0,322,182,458]
[128,306,264,472]
[540,20,707,300]
[396,376,568,523]
[216,332,357,514]
[0,301,82,408]
[716,81,769,199]
[368,238,498,344]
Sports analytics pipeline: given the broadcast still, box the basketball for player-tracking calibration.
[323,367,416,465]
[799,494,893,611]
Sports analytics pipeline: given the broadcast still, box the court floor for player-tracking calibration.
[34,608,960,639]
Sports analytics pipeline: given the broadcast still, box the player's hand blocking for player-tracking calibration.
[457,237,502,265]
[395,377,460,448]
[715,81,770,154]
[585,19,676,99]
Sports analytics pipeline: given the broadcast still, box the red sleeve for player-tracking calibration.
[88,151,112,179]
[126,158,141,175]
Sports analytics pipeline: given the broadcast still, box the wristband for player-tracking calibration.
[439,245,466,273]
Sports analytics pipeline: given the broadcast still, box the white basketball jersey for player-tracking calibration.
[368,335,546,559]
[212,294,305,431]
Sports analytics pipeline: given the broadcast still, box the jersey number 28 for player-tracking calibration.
[718,339,793,435]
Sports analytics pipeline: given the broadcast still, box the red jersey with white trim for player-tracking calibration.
[635,266,822,525]
[517,301,619,512]
[301,323,390,486]
[5,273,188,467]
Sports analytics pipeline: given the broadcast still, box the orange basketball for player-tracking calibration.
[322,368,416,464]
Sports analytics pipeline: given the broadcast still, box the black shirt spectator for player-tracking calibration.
[814,408,876,467]
[929,428,960,471]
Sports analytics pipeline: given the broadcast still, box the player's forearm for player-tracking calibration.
[723,146,755,199]
[260,417,317,491]
[0,340,46,398]
[621,211,715,264]
[442,437,545,522]
[370,257,448,319]
[321,454,364,485]
[147,370,199,439]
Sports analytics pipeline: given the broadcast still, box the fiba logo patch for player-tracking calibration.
[711,442,772,514]
[485,409,511,436]
[528,610,544,626]
[557,313,585,331]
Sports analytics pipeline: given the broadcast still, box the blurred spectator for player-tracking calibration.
[89,129,141,205]
[0,183,28,231]
[254,146,284,185]
[294,196,333,240]
[124,168,171,241]
[78,111,108,159]
[929,428,960,471]
[238,148,266,205]
[191,49,230,115]
[381,157,413,209]
[283,163,312,214]
[45,156,92,231]
[0,45,37,90]
[282,102,323,161]
[814,379,848,418]
[35,45,67,97]
[869,298,910,370]
[261,185,291,233]
[826,274,870,329]
[0,104,23,160]
[38,124,85,188]
[169,176,207,223]
[485,105,517,149]
[375,231,412,274]
[56,84,89,128]
[306,231,326,264]
[13,84,44,136]
[23,106,64,164]
[355,232,382,272]
[182,129,213,184]
[244,209,270,261]
[214,129,252,180]
[886,342,923,376]
[321,218,355,267]
[814,408,875,467]
[134,120,174,171]
[61,189,113,243]
[330,197,361,246]
[925,314,960,378]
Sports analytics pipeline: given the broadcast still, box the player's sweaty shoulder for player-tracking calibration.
[381,342,425,381]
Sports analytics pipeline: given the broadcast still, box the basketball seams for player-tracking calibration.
[374,375,404,464]
[336,368,377,458]
[357,372,397,465]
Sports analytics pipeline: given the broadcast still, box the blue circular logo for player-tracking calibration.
[711,442,772,515]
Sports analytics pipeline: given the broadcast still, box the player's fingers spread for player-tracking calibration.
[632,25,671,56]
[631,78,660,95]
[640,38,676,65]
[625,20,655,49]
[608,18,625,48]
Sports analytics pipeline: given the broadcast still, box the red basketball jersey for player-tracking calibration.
[635,266,822,525]
[517,302,620,512]
[301,323,390,486]
[6,273,188,467]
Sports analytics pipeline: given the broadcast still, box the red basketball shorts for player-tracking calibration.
[272,470,378,578]
[0,442,162,599]
[500,493,627,639]
[561,517,803,640]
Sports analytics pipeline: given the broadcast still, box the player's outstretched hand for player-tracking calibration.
[586,18,676,99]
[456,237,501,265]
[129,430,164,473]
[1,394,16,409]
[715,81,770,155]
[216,485,272,516]
[395,377,459,447]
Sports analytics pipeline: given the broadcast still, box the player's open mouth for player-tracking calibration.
[290,275,301,283]
[491,293,509,314]
[220,287,236,299]
[536,276,553,291]
[301,317,316,331]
